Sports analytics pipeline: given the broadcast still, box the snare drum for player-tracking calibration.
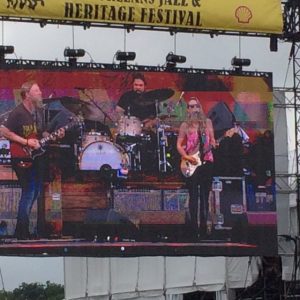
[79,140,129,171]
[117,116,142,136]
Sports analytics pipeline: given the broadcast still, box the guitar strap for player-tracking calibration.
[198,129,205,163]
[34,108,46,135]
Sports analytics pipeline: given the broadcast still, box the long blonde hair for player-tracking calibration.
[187,97,207,133]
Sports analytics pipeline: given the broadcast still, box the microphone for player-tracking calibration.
[42,92,57,105]
[48,92,55,99]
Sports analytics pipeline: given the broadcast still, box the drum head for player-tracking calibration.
[117,116,142,136]
[82,132,110,149]
[79,141,126,171]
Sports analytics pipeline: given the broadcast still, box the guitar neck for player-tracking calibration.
[39,120,79,147]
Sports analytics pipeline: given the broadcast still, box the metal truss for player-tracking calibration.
[0,58,271,77]
[274,88,298,192]
[283,0,300,235]
[0,0,299,231]
[0,16,274,38]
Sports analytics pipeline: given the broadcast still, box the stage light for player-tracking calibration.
[231,56,251,72]
[0,45,14,55]
[64,48,86,58]
[231,56,251,67]
[115,51,136,62]
[64,48,86,66]
[0,45,14,61]
[166,52,186,64]
[165,52,186,69]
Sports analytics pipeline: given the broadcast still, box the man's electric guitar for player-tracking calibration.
[10,117,82,163]
[180,127,237,177]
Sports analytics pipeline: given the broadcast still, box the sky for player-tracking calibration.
[0,257,64,291]
[0,19,295,291]
[1,21,294,88]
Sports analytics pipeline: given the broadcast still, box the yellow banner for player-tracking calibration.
[1,0,283,34]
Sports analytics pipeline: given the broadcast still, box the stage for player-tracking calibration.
[0,169,278,257]
[0,238,259,257]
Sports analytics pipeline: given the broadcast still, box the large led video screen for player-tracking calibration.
[0,66,277,256]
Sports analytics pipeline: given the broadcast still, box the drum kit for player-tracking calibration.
[44,88,178,177]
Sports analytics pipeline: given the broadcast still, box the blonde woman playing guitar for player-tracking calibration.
[176,96,216,239]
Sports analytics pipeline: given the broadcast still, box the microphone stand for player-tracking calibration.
[155,100,167,173]
[89,98,113,124]
[79,88,113,125]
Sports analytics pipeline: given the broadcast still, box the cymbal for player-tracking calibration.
[43,96,91,106]
[61,97,112,122]
[164,126,179,133]
[62,96,92,106]
[135,89,175,106]
[158,114,177,120]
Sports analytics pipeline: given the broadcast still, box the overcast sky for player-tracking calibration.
[0,20,295,291]
[2,21,294,87]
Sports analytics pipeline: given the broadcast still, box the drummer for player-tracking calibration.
[115,72,157,131]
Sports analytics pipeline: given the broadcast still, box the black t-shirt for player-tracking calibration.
[118,91,157,120]
[5,103,45,139]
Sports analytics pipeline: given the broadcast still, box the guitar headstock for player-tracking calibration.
[66,115,84,128]
[224,127,238,138]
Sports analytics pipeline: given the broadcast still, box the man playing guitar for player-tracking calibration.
[0,81,65,239]
[176,96,216,239]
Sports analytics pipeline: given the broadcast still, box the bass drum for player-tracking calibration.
[79,141,128,171]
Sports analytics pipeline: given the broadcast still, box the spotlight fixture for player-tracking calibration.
[64,48,86,58]
[231,56,251,71]
[114,51,136,68]
[166,52,186,64]
[64,47,85,66]
[115,51,136,62]
[0,45,14,54]
[0,45,14,61]
[165,52,186,69]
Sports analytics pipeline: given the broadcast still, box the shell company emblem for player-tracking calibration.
[235,6,253,24]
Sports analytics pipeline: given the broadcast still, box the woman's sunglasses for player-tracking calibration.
[187,104,200,109]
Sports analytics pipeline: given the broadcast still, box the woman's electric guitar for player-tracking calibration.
[180,151,202,178]
[10,117,82,164]
[180,127,237,177]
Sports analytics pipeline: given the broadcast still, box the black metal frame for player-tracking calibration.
[0,16,280,38]
[283,0,300,238]
[0,58,272,78]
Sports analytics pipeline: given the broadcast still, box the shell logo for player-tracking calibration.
[235,6,253,24]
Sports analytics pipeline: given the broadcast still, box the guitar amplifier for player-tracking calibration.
[0,183,37,236]
[0,139,11,165]
[211,176,247,228]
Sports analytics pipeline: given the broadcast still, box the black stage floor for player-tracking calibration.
[0,238,259,257]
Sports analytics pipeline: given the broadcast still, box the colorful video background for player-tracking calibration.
[0,68,277,256]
